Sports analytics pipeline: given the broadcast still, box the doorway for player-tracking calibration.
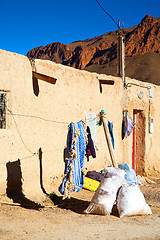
[132,110,146,175]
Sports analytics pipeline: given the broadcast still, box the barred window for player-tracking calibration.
[0,93,6,129]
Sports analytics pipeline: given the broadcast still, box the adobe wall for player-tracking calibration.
[0,50,124,201]
[124,77,160,177]
[0,49,159,202]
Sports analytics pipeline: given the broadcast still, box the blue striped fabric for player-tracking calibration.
[124,112,135,137]
[59,121,86,196]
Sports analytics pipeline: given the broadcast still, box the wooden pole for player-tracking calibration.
[117,35,126,87]
[100,111,118,168]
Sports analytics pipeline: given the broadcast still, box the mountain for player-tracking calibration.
[27,15,160,85]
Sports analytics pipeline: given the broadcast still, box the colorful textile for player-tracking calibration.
[86,126,96,158]
[124,112,135,137]
[59,121,86,197]
[108,121,114,149]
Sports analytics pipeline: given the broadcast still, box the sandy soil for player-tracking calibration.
[0,180,160,240]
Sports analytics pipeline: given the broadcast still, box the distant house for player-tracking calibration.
[0,49,159,201]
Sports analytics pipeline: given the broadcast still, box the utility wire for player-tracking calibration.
[6,107,69,125]
[96,0,120,29]
[6,106,99,125]
[9,108,36,155]
[6,106,100,157]
[125,83,151,89]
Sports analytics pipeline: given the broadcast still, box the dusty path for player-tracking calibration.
[0,181,160,240]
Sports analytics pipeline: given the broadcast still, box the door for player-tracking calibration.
[132,110,146,175]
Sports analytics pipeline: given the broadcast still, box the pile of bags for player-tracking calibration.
[84,166,152,218]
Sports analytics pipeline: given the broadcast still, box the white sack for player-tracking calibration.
[105,166,126,179]
[117,184,152,218]
[84,167,125,215]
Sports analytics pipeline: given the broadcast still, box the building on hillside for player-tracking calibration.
[0,49,159,201]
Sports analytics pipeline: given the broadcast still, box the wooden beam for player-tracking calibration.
[33,71,57,85]
[99,79,114,85]
[100,111,118,168]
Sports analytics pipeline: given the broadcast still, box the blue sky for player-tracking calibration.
[1,0,160,55]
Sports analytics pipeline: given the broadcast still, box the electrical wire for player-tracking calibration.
[7,108,69,125]
[95,0,120,29]
[0,153,38,165]
[0,106,103,165]
[9,108,36,155]
[125,82,151,89]
[6,106,99,125]
[5,106,100,158]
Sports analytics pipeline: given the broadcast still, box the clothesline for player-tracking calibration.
[58,113,116,198]
[6,106,102,126]
[5,105,115,164]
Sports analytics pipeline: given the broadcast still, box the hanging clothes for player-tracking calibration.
[59,121,86,198]
[108,121,114,149]
[86,126,96,158]
[123,112,135,137]
[86,113,98,147]
[96,112,114,149]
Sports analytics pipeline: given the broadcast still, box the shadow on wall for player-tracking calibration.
[39,148,48,195]
[63,147,68,162]
[32,75,39,96]
[6,159,42,210]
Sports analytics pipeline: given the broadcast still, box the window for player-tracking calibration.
[0,92,6,129]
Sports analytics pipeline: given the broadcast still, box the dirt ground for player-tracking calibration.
[0,179,160,240]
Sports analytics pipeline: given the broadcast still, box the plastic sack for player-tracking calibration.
[117,184,152,218]
[118,163,139,185]
[84,167,125,215]
[105,166,126,179]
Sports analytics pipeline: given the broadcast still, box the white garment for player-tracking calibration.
[86,113,98,147]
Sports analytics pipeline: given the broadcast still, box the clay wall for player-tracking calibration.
[0,49,159,201]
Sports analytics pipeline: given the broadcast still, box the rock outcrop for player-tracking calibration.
[27,15,160,85]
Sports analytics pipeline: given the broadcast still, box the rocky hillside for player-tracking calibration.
[27,15,160,85]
